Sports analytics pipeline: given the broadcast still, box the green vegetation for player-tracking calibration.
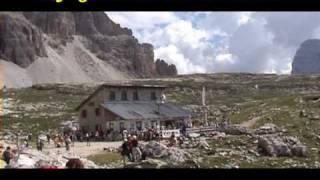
[87,152,122,166]
[2,74,320,168]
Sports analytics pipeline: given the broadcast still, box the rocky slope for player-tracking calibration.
[292,39,320,74]
[0,12,177,88]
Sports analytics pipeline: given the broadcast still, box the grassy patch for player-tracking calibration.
[87,152,122,166]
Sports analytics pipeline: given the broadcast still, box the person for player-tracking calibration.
[147,128,152,141]
[154,132,160,142]
[177,136,184,147]
[121,139,132,165]
[23,139,29,148]
[39,139,44,151]
[70,134,75,147]
[85,132,90,146]
[181,123,187,137]
[122,129,128,141]
[2,147,13,165]
[28,133,32,142]
[46,134,51,144]
[95,130,99,141]
[131,135,142,162]
[76,131,81,142]
[168,132,176,147]
[65,136,71,151]
[36,139,41,151]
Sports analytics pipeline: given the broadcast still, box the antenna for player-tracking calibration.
[202,86,208,126]
[202,86,206,106]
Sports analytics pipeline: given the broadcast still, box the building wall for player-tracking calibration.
[78,86,164,132]
[106,119,161,133]
[78,89,107,132]
[104,87,163,102]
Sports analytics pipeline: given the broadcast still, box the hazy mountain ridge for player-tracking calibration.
[292,39,320,74]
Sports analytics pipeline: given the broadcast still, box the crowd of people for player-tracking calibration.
[120,134,145,164]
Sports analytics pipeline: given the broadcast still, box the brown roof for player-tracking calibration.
[75,83,167,111]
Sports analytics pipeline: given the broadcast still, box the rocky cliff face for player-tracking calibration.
[0,12,176,87]
[292,39,320,74]
[155,59,177,76]
[0,13,47,68]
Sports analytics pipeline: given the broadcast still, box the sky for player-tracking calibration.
[107,12,320,75]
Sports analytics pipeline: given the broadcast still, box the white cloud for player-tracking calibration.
[216,54,234,64]
[107,12,178,30]
[155,45,206,74]
[105,12,320,75]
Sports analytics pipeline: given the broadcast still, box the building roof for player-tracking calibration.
[75,83,167,111]
[100,102,190,120]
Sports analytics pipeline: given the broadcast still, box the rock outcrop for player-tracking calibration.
[292,39,320,74]
[155,59,178,76]
[0,12,177,88]
[0,13,47,68]
[258,135,307,157]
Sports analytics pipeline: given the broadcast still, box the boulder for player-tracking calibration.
[141,141,191,165]
[258,135,307,157]
[255,123,281,135]
[219,124,250,135]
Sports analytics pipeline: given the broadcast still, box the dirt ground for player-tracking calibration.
[3,141,123,158]
[44,141,123,158]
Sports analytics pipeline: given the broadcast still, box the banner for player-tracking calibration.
[161,129,180,138]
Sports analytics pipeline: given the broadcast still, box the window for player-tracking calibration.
[136,121,142,131]
[144,122,149,129]
[120,122,125,131]
[130,123,135,131]
[151,91,157,100]
[109,91,116,101]
[121,91,128,101]
[151,121,157,128]
[81,110,87,118]
[133,91,139,101]
[109,122,114,129]
[95,108,100,116]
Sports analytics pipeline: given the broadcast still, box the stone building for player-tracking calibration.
[75,83,190,134]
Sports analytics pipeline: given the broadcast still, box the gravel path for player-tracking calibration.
[37,141,123,158]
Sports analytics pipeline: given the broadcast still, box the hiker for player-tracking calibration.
[131,135,142,162]
[65,136,71,151]
[28,133,32,141]
[23,139,29,148]
[168,132,176,147]
[122,129,128,141]
[121,139,132,165]
[70,134,75,147]
[76,131,82,142]
[177,136,184,147]
[2,147,13,165]
[36,139,41,151]
[38,139,44,151]
[85,132,90,146]
[46,134,51,144]
[181,123,187,137]
[154,131,161,142]
[95,131,99,141]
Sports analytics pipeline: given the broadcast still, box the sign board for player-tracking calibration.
[161,129,180,138]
